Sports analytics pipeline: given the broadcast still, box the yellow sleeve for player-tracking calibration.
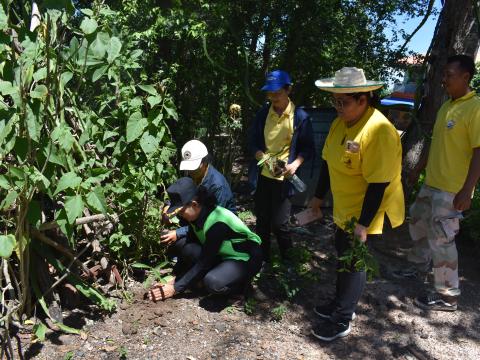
[468,106,480,148]
[361,123,400,183]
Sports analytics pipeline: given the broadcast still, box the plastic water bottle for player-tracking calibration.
[287,174,307,193]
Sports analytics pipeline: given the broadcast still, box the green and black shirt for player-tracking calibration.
[174,206,261,293]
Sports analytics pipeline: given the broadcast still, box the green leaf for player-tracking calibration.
[86,187,107,214]
[30,85,48,99]
[130,262,151,270]
[60,71,73,87]
[26,104,41,142]
[80,8,94,16]
[140,132,159,155]
[92,65,108,82]
[51,125,74,151]
[107,36,122,63]
[0,175,9,189]
[103,130,118,141]
[27,167,51,190]
[55,209,73,239]
[0,80,17,95]
[0,234,16,259]
[147,95,161,108]
[163,99,178,121]
[80,18,98,35]
[126,112,148,143]
[33,67,47,82]
[54,172,82,195]
[1,190,17,210]
[91,32,109,58]
[69,37,80,58]
[0,5,7,30]
[64,195,84,224]
[33,322,47,342]
[138,85,158,96]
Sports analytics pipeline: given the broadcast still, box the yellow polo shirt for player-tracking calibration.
[425,91,480,194]
[261,100,295,180]
[322,107,405,234]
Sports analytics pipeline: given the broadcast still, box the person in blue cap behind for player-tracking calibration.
[148,177,263,301]
[249,70,314,262]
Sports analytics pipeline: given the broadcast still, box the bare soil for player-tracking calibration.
[14,212,480,360]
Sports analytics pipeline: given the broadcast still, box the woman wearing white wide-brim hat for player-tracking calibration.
[308,67,405,341]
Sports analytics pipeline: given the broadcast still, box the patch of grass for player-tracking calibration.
[119,346,128,359]
[270,305,287,321]
[244,298,257,315]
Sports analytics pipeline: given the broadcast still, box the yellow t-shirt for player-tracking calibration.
[425,91,480,194]
[322,107,405,234]
[261,100,295,180]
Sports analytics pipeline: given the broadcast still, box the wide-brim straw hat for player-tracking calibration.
[315,67,383,93]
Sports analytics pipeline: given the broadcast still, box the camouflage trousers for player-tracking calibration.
[408,185,462,296]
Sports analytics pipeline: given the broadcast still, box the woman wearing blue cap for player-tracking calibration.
[249,70,314,262]
[148,177,263,301]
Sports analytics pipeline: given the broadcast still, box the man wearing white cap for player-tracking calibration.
[161,139,236,244]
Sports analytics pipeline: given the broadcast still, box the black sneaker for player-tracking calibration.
[313,303,356,321]
[391,266,430,283]
[311,320,351,341]
[391,266,419,279]
[414,293,458,311]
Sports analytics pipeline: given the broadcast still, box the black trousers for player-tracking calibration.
[173,238,263,295]
[254,175,292,261]
[330,227,381,323]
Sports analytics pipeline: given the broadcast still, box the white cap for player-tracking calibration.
[179,140,208,171]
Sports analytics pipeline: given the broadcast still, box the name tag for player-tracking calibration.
[345,140,360,153]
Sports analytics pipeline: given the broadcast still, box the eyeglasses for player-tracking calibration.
[329,97,357,110]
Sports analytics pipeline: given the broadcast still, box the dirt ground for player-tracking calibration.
[13,211,480,360]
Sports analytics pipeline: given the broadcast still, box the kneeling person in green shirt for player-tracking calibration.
[149,177,263,301]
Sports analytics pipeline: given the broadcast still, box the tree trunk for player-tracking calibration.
[402,0,480,199]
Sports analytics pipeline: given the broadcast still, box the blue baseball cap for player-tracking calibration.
[261,70,292,91]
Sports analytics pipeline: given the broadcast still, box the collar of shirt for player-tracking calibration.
[346,106,374,134]
[200,164,219,188]
[268,99,294,120]
[450,90,476,104]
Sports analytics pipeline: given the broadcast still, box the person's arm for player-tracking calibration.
[283,155,304,177]
[315,160,330,200]
[295,114,315,162]
[308,160,330,212]
[453,147,480,211]
[358,182,390,227]
[408,142,430,185]
[173,222,229,293]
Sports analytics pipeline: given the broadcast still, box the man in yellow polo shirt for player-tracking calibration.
[395,55,480,312]
[249,70,314,262]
